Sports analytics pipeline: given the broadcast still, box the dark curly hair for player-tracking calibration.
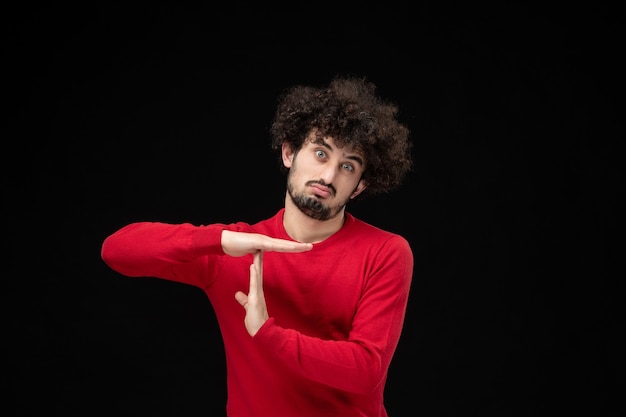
[270,75,413,198]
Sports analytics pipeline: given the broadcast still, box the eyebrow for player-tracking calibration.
[319,139,364,167]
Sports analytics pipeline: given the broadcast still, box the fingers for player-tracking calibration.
[260,236,313,253]
[222,230,313,257]
[253,250,263,285]
[235,253,261,308]
[235,250,269,337]
[250,250,263,300]
[249,258,259,297]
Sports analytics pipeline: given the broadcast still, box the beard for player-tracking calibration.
[287,177,347,221]
[289,190,332,220]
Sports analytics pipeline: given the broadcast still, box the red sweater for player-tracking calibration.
[101,209,414,417]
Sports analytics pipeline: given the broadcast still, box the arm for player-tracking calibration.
[246,235,414,394]
[101,222,311,286]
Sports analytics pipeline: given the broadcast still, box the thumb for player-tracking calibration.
[235,291,248,308]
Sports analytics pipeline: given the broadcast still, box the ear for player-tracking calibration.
[281,142,295,168]
[350,179,368,199]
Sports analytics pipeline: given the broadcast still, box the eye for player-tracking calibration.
[341,163,354,172]
[315,150,326,159]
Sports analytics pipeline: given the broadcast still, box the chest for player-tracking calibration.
[262,251,369,337]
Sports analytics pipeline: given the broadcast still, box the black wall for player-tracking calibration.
[5,4,623,416]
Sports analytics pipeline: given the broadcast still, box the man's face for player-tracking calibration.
[283,134,367,221]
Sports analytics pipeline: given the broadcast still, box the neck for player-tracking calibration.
[283,193,345,243]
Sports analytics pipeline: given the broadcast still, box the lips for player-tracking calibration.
[310,184,332,198]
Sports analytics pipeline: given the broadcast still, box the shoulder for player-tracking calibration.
[224,210,283,235]
[347,213,408,240]
[345,213,412,253]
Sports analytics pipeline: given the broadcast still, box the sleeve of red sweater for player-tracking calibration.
[252,235,414,395]
[101,222,226,287]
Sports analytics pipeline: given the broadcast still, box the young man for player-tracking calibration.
[101,76,414,416]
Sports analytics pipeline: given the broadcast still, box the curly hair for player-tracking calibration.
[270,75,413,198]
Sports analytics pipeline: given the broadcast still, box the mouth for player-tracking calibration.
[310,183,332,198]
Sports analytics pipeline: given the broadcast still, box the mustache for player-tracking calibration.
[306,180,336,195]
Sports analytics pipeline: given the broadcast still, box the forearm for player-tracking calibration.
[101,222,225,278]
[253,319,390,394]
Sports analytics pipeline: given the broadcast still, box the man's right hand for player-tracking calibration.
[221,230,313,257]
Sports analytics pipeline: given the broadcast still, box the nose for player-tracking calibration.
[319,164,339,185]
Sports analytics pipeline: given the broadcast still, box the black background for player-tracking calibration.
[4,3,624,416]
